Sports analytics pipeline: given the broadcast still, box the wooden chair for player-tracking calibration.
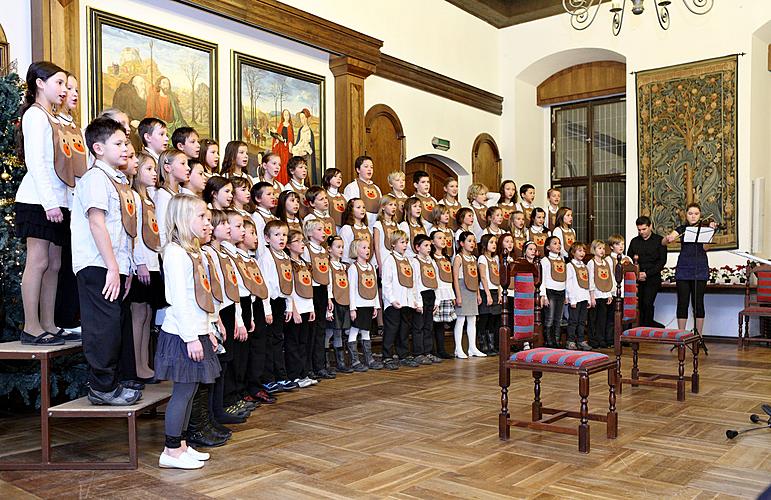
[738,262,771,348]
[614,261,700,401]
[499,256,618,453]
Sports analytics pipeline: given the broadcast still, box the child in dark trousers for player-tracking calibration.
[303,219,336,379]
[411,234,440,364]
[72,117,140,405]
[286,230,317,387]
[257,220,297,393]
[565,242,592,351]
[588,239,617,348]
[539,236,566,348]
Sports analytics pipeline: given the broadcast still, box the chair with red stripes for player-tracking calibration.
[499,256,618,453]
[738,262,771,348]
[614,260,700,401]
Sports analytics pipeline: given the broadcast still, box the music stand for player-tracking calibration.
[681,226,715,355]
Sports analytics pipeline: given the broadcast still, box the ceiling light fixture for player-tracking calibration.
[562,0,714,36]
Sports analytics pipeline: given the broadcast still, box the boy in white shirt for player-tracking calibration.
[73,117,140,406]
[343,155,381,228]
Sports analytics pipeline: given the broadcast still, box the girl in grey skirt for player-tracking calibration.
[452,231,485,358]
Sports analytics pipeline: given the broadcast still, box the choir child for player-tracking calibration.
[303,219,336,379]
[412,170,438,225]
[230,176,253,217]
[411,234,440,364]
[324,235,348,374]
[171,126,201,161]
[528,207,549,257]
[339,198,373,265]
[588,239,616,349]
[477,234,502,355]
[565,242,592,351]
[180,160,206,197]
[467,183,490,241]
[323,167,346,230]
[438,178,462,231]
[276,190,303,234]
[497,180,518,232]
[285,230,317,387]
[284,156,309,219]
[551,206,576,259]
[372,194,399,271]
[219,140,253,184]
[198,138,219,176]
[381,230,421,369]
[510,211,528,258]
[539,236,566,348]
[516,183,536,224]
[430,205,455,258]
[430,230,456,359]
[346,238,383,370]
[547,187,561,230]
[154,149,190,247]
[453,231,485,358]
[482,206,505,237]
[203,176,234,211]
[249,181,278,257]
[386,170,409,223]
[257,151,284,194]
[343,155,381,228]
[398,197,429,258]
[138,117,168,163]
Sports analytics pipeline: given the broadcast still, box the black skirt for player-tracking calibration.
[478,288,502,315]
[127,270,167,309]
[15,202,70,246]
[327,299,351,330]
[351,306,374,330]
[154,330,221,384]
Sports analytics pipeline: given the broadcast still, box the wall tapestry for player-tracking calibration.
[636,55,737,251]
[88,9,218,140]
[232,52,325,185]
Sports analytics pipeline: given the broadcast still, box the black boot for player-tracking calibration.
[545,326,557,348]
[487,332,498,355]
[325,348,337,377]
[335,347,353,374]
[347,341,368,372]
[186,386,228,448]
[434,323,453,359]
[362,339,383,370]
[207,383,233,436]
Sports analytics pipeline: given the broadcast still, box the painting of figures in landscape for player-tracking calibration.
[636,55,737,251]
[89,10,217,140]
[233,52,324,185]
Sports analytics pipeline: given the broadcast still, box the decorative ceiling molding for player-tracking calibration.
[444,0,567,29]
[377,54,503,115]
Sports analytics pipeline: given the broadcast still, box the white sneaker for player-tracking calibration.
[185,446,210,461]
[468,349,488,357]
[159,451,204,469]
[523,342,531,350]
[455,351,468,359]
[307,377,319,385]
[295,377,312,388]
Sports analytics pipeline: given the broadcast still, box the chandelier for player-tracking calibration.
[562,0,715,36]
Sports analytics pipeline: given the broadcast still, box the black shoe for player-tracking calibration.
[207,421,231,440]
[215,412,247,425]
[137,376,160,384]
[52,328,82,342]
[186,428,228,448]
[121,380,146,391]
[20,331,65,346]
[436,351,454,359]
[87,386,141,406]
[316,369,335,380]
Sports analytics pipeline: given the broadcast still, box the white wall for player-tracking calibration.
[499,1,771,267]
[2,1,32,73]
[749,22,771,256]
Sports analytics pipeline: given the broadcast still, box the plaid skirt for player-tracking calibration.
[433,299,457,323]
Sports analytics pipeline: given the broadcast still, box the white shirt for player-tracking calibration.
[258,176,284,193]
[132,190,160,272]
[398,220,431,258]
[284,178,307,194]
[251,207,276,259]
[289,257,314,315]
[516,200,534,213]
[152,186,176,248]
[302,241,328,286]
[477,254,502,296]
[348,261,381,310]
[70,160,133,275]
[433,254,456,302]
[381,252,419,309]
[257,247,291,302]
[202,245,244,328]
[221,241,251,298]
[373,220,398,267]
[588,256,617,300]
[539,252,567,296]
[161,243,212,342]
[552,226,572,259]
[566,259,591,305]
[470,201,487,241]
[16,105,70,210]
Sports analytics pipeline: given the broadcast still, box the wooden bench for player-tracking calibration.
[0,341,171,470]
[500,347,618,453]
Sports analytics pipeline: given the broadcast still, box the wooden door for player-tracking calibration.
[405,155,457,200]
[472,133,501,191]
[365,104,405,194]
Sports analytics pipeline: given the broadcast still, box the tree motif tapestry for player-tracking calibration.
[636,55,737,250]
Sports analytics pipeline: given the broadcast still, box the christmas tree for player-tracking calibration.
[0,71,87,409]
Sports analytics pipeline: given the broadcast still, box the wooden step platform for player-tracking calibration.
[48,382,171,418]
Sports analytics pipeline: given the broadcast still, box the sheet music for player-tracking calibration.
[683,226,714,244]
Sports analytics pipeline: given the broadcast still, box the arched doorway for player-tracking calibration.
[472,133,501,191]
[405,154,459,200]
[364,104,405,194]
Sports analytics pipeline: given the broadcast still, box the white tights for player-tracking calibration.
[453,315,485,357]
[347,327,371,342]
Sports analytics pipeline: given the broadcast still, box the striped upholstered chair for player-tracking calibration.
[499,258,541,355]
[738,263,771,348]
[614,260,700,401]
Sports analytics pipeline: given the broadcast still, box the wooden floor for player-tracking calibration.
[1,342,771,499]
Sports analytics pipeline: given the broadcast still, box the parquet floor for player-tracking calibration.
[1,342,771,499]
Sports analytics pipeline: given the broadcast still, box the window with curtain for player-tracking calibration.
[551,97,626,244]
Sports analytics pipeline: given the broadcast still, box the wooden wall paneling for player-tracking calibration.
[30,0,80,120]
[377,54,504,115]
[175,0,383,67]
[472,133,501,191]
[405,155,457,201]
[365,104,406,193]
[768,44,770,71]
[537,60,626,107]
[330,56,375,182]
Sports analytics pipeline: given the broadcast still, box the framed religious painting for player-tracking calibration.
[88,9,218,141]
[231,51,325,185]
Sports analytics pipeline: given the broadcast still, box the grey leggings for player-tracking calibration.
[164,381,198,449]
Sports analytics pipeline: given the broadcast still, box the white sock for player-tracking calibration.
[348,327,360,343]
[360,329,370,341]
